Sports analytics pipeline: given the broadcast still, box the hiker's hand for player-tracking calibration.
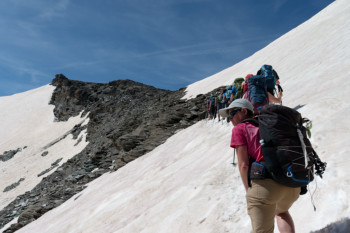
[277,84,283,92]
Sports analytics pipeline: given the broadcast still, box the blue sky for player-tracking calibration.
[0,0,334,96]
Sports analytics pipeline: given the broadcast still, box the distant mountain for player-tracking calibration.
[0,74,210,232]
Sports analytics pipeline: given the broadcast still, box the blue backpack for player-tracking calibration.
[224,86,232,103]
[260,65,276,90]
[210,95,216,107]
[245,75,268,114]
[231,85,237,98]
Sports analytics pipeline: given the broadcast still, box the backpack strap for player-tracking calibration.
[232,118,258,167]
[240,117,259,126]
[237,117,261,187]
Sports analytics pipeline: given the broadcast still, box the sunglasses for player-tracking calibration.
[228,108,241,119]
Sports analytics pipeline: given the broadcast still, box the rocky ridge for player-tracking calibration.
[0,74,221,232]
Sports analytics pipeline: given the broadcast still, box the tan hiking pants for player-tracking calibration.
[246,179,300,233]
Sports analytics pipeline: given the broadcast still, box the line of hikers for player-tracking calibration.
[209,64,327,233]
[206,64,283,122]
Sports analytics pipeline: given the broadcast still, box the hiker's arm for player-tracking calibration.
[236,145,250,192]
[230,93,234,103]
[268,91,283,104]
[277,84,283,92]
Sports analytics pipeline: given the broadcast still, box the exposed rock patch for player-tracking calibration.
[3,178,25,193]
[0,148,23,162]
[311,217,350,233]
[41,151,49,157]
[37,158,63,177]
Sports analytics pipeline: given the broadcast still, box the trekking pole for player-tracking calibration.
[231,149,237,166]
[277,84,283,105]
[277,84,283,92]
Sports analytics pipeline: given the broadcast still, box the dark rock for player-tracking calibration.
[51,158,63,167]
[0,148,21,162]
[72,169,87,180]
[37,158,63,177]
[311,217,350,233]
[3,178,25,192]
[114,134,146,151]
[41,151,49,157]
[190,106,199,111]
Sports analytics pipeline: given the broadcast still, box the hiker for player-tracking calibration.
[257,64,282,96]
[219,99,300,233]
[243,73,283,115]
[206,96,213,119]
[222,86,232,108]
[208,94,217,120]
[229,85,237,103]
[232,77,244,99]
[216,90,225,121]
[241,74,253,98]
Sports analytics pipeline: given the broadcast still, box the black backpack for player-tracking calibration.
[257,104,326,188]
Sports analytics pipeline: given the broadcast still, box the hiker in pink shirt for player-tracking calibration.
[219,99,299,233]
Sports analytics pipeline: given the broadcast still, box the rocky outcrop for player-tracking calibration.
[0,148,25,162]
[0,74,218,232]
[3,178,25,193]
[311,217,350,233]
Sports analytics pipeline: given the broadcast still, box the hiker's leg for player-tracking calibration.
[276,211,295,233]
[246,180,276,233]
[217,104,221,121]
[275,186,299,233]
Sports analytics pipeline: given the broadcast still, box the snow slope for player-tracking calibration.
[3,0,350,232]
[0,85,89,211]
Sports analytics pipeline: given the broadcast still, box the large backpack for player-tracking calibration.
[231,86,237,98]
[210,95,216,107]
[233,77,244,98]
[242,74,253,97]
[260,64,276,91]
[226,88,232,99]
[224,86,232,105]
[257,104,326,188]
[244,75,269,114]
